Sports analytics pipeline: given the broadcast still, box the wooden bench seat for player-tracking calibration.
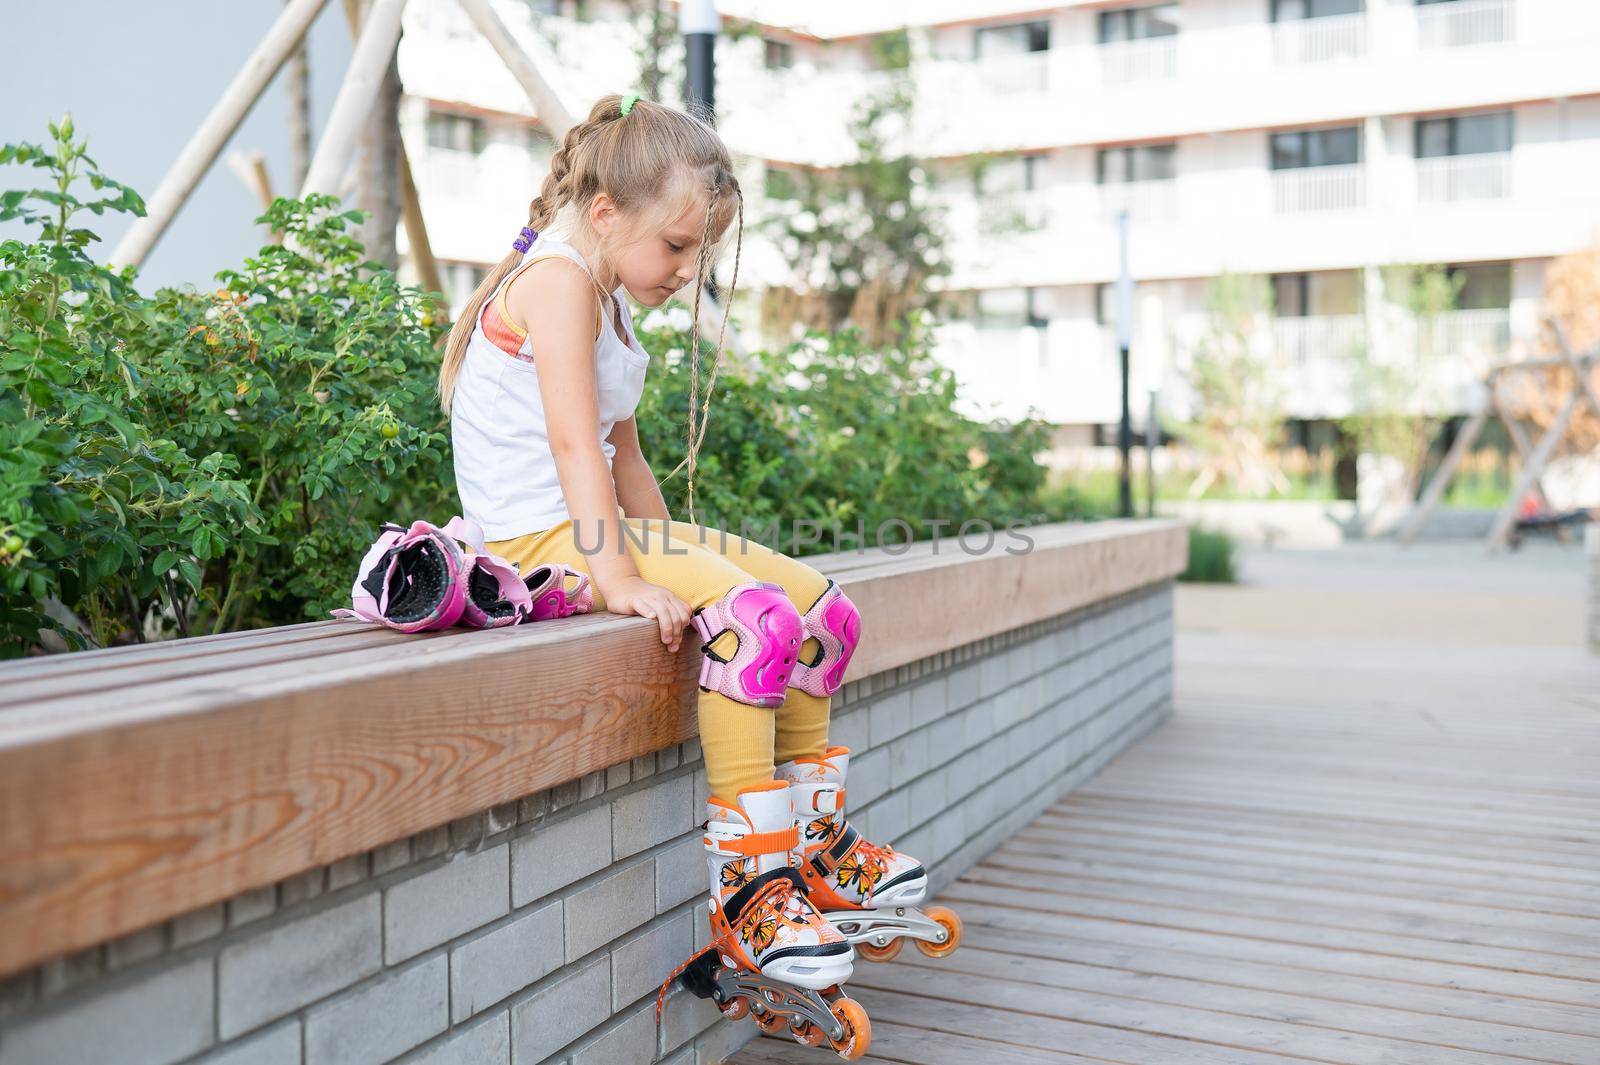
[0,517,1185,977]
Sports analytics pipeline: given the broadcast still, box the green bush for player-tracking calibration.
[0,122,448,655]
[1179,525,1237,583]
[2,120,1102,655]
[633,313,1061,556]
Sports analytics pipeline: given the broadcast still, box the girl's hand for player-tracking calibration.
[603,576,692,653]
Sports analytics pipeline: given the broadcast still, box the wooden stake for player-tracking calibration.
[1486,391,1581,551]
[1396,401,1488,545]
[301,0,408,198]
[109,0,333,270]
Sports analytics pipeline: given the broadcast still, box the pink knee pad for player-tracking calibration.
[789,579,861,697]
[691,581,803,707]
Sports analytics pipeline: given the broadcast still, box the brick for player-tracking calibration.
[654,834,705,913]
[571,1002,656,1065]
[327,853,370,892]
[693,1009,755,1065]
[488,801,520,836]
[606,761,633,790]
[631,752,657,780]
[227,884,277,929]
[613,773,694,859]
[38,946,101,997]
[450,899,563,1023]
[692,768,709,811]
[657,745,680,772]
[910,674,950,729]
[0,970,35,1022]
[610,911,693,1010]
[385,844,509,964]
[825,707,868,754]
[449,813,488,852]
[580,769,609,800]
[867,787,910,844]
[169,902,226,949]
[518,789,552,824]
[278,868,326,909]
[192,1021,300,1065]
[907,767,947,826]
[656,987,721,1054]
[218,893,381,1038]
[564,859,655,963]
[304,956,447,1065]
[846,747,890,809]
[371,838,412,876]
[509,956,610,1064]
[0,958,212,1065]
[867,688,912,745]
[414,825,450,860]
[888,728,931,789]
[511,805,611,907]
[410,1011,510,1065]
[105,923,166,971]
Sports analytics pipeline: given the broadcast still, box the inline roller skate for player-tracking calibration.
[665,781,871,1059]
[777,746,963,963]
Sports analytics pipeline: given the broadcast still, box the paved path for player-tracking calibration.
[733,541,1600,1064]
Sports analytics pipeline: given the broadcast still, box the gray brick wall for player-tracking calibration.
[0,582,1174,1065]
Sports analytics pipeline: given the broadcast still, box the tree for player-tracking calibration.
[758,29,949,348]
[1510,244,1600,454]
[1175,273,1289,498]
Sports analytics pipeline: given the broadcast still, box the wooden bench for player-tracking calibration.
[0,518,1186,980]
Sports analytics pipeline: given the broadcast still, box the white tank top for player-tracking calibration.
[451,234,651,539]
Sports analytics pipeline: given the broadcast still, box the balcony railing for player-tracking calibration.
[1417,0,1515,48]
[1416,152,1512,202]
[1273,13,1367,64]
[1100,180,1179,225]
[1273,314,1366,365]
[1273,164,1365,213]
[1421,308,1512,361]
[974,49,1051,95]
[978,188,1054,235]
[1099,36,1179,84]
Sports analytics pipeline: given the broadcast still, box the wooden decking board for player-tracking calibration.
[988,840,1600,918]
[732,619,1599,1064]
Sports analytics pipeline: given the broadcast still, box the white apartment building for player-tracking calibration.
[396,0,1600,443]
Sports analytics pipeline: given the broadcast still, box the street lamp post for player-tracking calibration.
[680,0,718,123]
[1116,210,1134,519]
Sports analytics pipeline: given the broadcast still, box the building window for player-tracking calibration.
[976,287,1046,330]
[1270,126,1360,169]
[977,154,1043,195]
[427,112,486,154]
[763,38,794,69]
[1098,4,1180,43]
[975,19,1050,59]
[1416,111,1513,157]
[1097,144,1176,184]
[1445,262,1511,309]
[1272,271,1362,316]
[1270,0,1363,19]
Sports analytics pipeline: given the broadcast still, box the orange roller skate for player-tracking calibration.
[663,781,871,1060]
[777,747,963,963]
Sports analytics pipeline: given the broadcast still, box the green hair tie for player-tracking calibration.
[621,93,640,116]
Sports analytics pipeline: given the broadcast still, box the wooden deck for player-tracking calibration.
[733,620,1600,1064]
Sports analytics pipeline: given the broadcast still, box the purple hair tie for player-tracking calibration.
[512,226,537,254]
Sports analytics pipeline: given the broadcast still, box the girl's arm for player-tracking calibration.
[504,264,690,650]
[607,416,670,521]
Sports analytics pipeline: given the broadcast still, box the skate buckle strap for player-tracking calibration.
[789,781,844,815]
[703,820,799,857]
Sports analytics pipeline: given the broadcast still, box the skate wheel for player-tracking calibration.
[913,906,963,959]
[719,997,749,1021]
[855,937,903,963]
[828,996,871,1060]
[754,1006,787,1034]
[791,1020,826,1047]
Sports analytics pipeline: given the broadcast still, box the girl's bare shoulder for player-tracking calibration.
[501,255,603,345]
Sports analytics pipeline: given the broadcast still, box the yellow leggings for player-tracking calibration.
[486,515,834,803]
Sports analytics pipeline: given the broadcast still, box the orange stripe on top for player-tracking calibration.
[480,297,530,361]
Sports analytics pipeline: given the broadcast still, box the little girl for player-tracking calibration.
[438,94,955,1054]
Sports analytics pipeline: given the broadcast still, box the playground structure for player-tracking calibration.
[107,0,746,356]
[1398,318,1600,550]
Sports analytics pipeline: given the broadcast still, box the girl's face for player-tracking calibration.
[595,191,728,308]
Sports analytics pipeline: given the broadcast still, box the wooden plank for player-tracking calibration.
[950,920,1600,1041]
[732,1019,1102,1065]
[886,941,1600,1063]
